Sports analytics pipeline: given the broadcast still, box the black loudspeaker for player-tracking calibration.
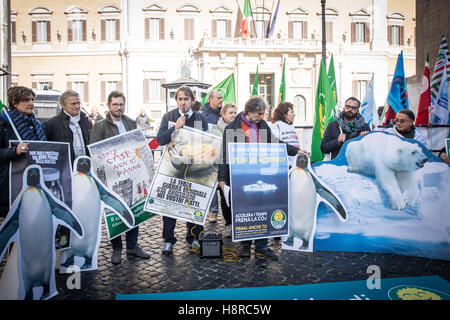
[199,233,223,258]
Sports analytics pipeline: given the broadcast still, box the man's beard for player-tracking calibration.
[344,111,356,120]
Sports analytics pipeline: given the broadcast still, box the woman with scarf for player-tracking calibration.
[320,97,370,160]
[43,90,91,163]
[0,86,47,217]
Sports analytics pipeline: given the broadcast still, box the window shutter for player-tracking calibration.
[399,26,404,45]
[101,81,106,102]
[68,20,73,42]
[212,20,217,38]
[189,19,194,40]
[161,78,166,102]
[351,22,356,43]
[115,19,120,41]
[184,19,189,40]
[32,82,37,89]
[387,25,392,45]
[226,20,231,38]
[303,22,308,39]
[47,21,51,42]
[326,21,333,42]
[82,20,87,41]
[12,21,16,43]
[84,82,89,103]
[364,23,369,43]
[143,79,149,102]
[160,18,165,40]
[67,81,72,90]
[117,81,122,91]
[288,21,293,39]
[352,80,358,98]
[145,18,149,40]
[32,21,37,43]
[101,20,105,41]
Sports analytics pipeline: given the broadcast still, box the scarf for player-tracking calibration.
[217,117,228,132]
[64,110,85,158]
[396,126,416,139]
[8,108,46,141]
[240,113,259,142]
[336,112,367,140]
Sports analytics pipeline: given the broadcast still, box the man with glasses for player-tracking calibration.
[385,109,427,148]
[90,90,150,264]
[321,97,370,159]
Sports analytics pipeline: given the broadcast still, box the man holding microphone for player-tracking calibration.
[156,86,209,255]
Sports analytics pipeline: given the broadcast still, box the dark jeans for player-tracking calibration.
[162,216,203,245]
[218,187,232,225]
[242,238,268,251]
[110,226,139,250]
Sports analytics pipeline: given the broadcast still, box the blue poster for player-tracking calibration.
[310,131,450,260]
[229,143,289,241]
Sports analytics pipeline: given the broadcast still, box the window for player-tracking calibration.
[72,82,86,103]
[144,18,165,40]
[249,73,274,109]
[356,23,365,42]
[212,19,231,38]
[29,7,53,43]
[101,79,122,102]
[352,80,368,101]
[184,18,195,40]
[101,19,119,41]
[326,21,333,43]
[65,5,88,42]
[289,21,307,39]
[143,78,165,102]
[388,25,404,46]
[293,95,306,122]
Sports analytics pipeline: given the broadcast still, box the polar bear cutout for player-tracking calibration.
[345,132,428,210]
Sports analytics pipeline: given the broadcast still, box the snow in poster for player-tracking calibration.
[285,131,450,261]
[229,143,289,241]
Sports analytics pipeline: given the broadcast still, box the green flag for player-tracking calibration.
[251,65,259,96]
[0,99,6,112]
[311,60,336,163]
[201,73,236,106]
[328,54,337,105]
[279,58,286,103]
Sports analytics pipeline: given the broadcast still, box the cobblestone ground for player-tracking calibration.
[34,213,449,300]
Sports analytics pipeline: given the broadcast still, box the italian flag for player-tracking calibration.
[242,0,253,39]
[415,54,431,125]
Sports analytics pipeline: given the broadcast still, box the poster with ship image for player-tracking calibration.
[229,143,289,241]
[87,129,155,239]
[144,125,222,225]
[9,140,73,251]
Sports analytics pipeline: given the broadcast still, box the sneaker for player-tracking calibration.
[161,242,173,256]
[111,248,122,264]
[208,213,217,223]
[238,245,251,258]
[254,248,279,261]
[127,245,150,259]
[224,225,232,238]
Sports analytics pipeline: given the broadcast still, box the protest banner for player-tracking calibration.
[144,125,221,225]
[229,143,289,241]
[9,141,73,251]
[88,129,155,239]
[283,131,450,261]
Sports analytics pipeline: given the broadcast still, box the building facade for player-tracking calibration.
[9,0,416,134]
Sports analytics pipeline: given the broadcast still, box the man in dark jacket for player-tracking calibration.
[320,97,370,159]
[90,90,150,264]
[202,90,223,125]
[218,96,304,261]
[44,90,92,163]
[157,86,209,255]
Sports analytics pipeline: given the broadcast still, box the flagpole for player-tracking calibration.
[265,0,275,38]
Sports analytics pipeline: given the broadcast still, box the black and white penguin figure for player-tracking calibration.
[60,156,134,271]
[0,165,84,300]
[284,154,347,251]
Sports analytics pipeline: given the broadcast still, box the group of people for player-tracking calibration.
[0,84,446,267]
[0,86,150,265]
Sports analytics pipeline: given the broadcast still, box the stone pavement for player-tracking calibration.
[48,213,450,300]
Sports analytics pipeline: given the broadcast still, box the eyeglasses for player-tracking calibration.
[394,118,411,124]
[111,103,125,107]
[344,105,359,111]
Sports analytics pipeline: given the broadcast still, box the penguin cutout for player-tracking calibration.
[59,156,134,273]
[0,165,84,300]
[283,154,347,251]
